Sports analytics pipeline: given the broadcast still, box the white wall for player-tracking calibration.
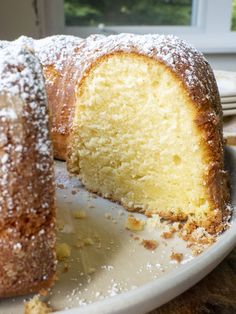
[0,0,40,40]
[0,0,235,71]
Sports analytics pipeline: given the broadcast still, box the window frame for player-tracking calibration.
[37,0,236,53]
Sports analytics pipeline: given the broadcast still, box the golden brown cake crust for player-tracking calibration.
[34,35,85,160]
[65,34,230,233]
[0,38,56,297]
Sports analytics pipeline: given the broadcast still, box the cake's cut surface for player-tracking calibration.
[67,34,229,233]
[69,54,211,223]
[0,38,56,297]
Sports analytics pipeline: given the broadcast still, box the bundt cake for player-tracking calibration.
[59,33,228,234]
[0,38,56,297]
[0,33,230,299]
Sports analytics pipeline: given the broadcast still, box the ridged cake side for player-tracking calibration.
[0,38,56,297]
[34,35,84,160]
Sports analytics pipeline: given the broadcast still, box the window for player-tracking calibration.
[38,0,236,53]
[232,0,236,30]
[64,0,193,27]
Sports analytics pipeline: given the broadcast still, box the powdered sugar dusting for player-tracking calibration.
[0,38,56,295]
[34,35,84,71]
[0,108,17,119]
[74,33,220,112]
[0,40,9,50]
[0,36,54,218]
[33,35,86,153]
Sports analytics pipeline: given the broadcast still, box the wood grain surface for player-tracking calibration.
[149,247,236,314]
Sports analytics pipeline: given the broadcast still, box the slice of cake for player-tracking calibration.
[66,34,229,234]
[0,38,56,297]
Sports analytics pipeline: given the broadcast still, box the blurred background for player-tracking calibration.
[0,0,235,70]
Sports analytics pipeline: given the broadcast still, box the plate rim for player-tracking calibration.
[56,219,236,314]
[54,146,236,314]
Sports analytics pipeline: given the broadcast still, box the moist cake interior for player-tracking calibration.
[69,53,212,223]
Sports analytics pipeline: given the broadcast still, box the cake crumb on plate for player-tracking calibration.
[73,210,86,219]
[125,216,145,231]
[24,296,52,314]
[141,239,158,250]
[170,252,183,263]
[56,243,71,261]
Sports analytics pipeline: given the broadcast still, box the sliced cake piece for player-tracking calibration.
[67,34,229,234]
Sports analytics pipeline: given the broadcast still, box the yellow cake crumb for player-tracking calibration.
[146,214,162,230]
[180,226,216,253]
[104,213,112,219]
[161,231,173,239]
[96,242,102,249]
[125,216,145,231]
[75,239,84,248]
[87,267,96,274]
[170,252,183,263]
[75,237,94,249]
[145,210,153,218]
[73,210,86,219]
[56,243,71,261]
[56,220,65,231]
[141,239,158,250]
[56,183,65,189]
[83,237,94,245]
[24,296,52,314]
[38,288,48,297]
[63,262,70,273]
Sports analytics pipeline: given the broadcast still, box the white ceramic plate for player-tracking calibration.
[221,96,236,104]
[222,103,236,109]
[1,147,236,314]
[223,115,236,135]
[223,108,236,116]
[214,70,236,97]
